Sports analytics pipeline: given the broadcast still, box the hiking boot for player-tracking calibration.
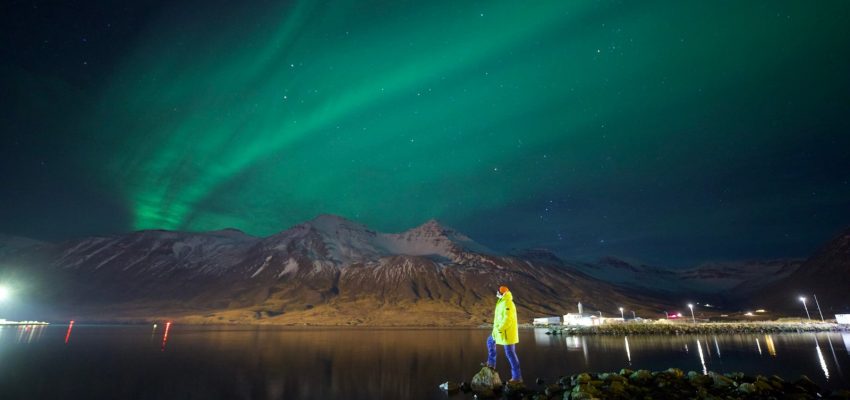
[479,362,496,371]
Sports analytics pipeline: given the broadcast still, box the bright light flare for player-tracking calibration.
[0,285,10,302]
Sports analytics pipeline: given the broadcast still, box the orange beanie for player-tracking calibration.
[499,286,509,294]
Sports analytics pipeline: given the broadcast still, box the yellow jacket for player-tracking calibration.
[492,290,519,345]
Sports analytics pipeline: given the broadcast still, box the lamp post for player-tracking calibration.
[619,307,624,321]
[631,311,636,319]
[813,294,825,322]
[799,296,811,320]
[664,311,669,319]
[688,303,696,324]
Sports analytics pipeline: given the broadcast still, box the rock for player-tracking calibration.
[573,373,592,385]
[471,366,503,394]
[687,372,712,387]
[709,372,734,389]
[738,382,756,394]
[665,368,684,379]
[544,383,563,397]
[793,375,820,394]
[628,369,652,383]
[724,372,744,381]
[752,377,774,393]
[504,380,526,397]
[608,380,627,397]
[439,381,459,393]
[619,368,634,376]
[571,383,602,399]
[535,377,545,385]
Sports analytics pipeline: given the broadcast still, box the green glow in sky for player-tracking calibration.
[74,0,850,264]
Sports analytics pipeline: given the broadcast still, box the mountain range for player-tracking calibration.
[0,216,847,325]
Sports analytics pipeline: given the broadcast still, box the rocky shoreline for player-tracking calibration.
[533,321,847,336]
[442,367,850,399]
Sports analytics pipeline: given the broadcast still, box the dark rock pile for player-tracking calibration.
[441,367,850,399]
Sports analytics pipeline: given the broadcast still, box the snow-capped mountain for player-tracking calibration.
[4,216,843,324]
[2,215,665,325]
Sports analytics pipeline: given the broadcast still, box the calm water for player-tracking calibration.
[1,325,848,399]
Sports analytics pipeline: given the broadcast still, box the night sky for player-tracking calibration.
[2,1,849,266]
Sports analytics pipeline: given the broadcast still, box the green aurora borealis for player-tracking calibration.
[3,0,850,265]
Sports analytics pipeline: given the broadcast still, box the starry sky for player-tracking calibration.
[2,0,849,266]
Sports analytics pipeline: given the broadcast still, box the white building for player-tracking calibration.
[533,316,562,326]
[836,314,850,325]
[563,313,603,327]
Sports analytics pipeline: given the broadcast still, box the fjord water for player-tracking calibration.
[1,326,848,399]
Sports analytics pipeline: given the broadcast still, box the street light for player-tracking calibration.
[799,296,811,320]
[631,311,636,319]
[688,303,696,324]
[813,294,825,322]
[619,307,624,320]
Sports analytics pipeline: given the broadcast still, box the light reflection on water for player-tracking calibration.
[0,326,847,399]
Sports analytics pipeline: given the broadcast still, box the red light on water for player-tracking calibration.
[64,320,75,344]
[161,321,172,351]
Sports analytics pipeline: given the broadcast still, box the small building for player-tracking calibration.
[836,314,850,325]
[533,316,562,326]
[563,313,603,327]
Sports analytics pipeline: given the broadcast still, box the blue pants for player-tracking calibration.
[487,335,522,381]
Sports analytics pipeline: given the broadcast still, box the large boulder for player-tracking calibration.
[471,366,503,395]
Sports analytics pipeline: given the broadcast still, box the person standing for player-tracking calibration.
[484,285,522,383]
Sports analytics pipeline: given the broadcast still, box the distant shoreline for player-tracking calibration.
[23,320,849,333]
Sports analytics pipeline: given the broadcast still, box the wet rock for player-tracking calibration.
[619,368,633,376]
[570,383,602,399]
[439,381,459,393]
[504,380,526,397]
[794,375,820,394]
[752,377,774,393]
[544,383,563,397]
[471,366,503,395]
[628,369,652,384]
[665,368,684,379]
[687,371,713,387]
[708,372,734,389]
[607,380,627,397]
[572,373,591,386]
[738,382,756,394]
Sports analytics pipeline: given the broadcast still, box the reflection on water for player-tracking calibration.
[845,333,850,354]
[765,335,777,357]
[0,327,848,399]
[161,321,172,351]
[65,321,74,344]
[816,340,830,380]
[696,339,707,375]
